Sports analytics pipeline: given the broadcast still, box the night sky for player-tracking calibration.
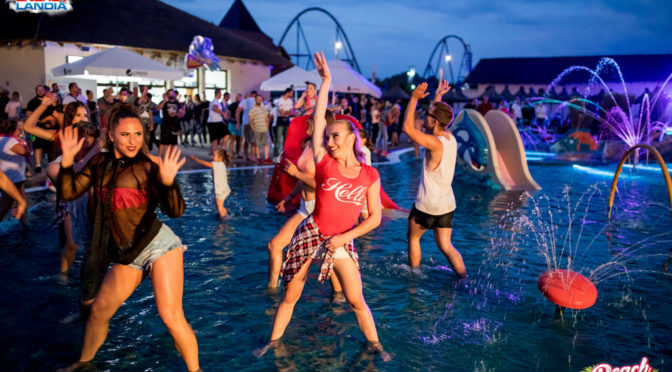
[162,0,672,79]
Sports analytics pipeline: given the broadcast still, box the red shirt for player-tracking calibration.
[313,155,379,236]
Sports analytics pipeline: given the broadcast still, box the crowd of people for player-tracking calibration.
[0,53,469,370]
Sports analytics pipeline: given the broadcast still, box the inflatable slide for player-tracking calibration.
[451,109,541,191]
[267,114,401,210]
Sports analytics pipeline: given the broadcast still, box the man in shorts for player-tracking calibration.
[402,81,466,278]
[207,88,230,156]
[158,89,183,156]
[249,95,270,163]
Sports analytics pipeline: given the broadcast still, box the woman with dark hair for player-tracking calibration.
[25,96,97,276]
[257,52,389,360]
[58,103,199,372]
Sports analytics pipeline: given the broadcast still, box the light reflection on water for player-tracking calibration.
[0,153,670,371]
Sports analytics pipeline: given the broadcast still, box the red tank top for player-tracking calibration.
[313,155,379,236]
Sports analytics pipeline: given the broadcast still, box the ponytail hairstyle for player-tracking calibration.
[105,102,145,154]
[327,119,367,164]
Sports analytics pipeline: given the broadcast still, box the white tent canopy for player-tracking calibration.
[51,47,184,81]
[260,66,319,92]
[319,60,382,98]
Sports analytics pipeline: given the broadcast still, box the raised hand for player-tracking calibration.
[157,146,185,186]
[411,82,430,101]
[435,80,451,101]
[59,125,85,167]
[42,92,59,107]
[313,51,330,81]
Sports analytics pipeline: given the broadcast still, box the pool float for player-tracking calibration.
[267,114,401,210]
[537,269,597,309]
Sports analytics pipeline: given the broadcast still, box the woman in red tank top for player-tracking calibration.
[256,52,390,361]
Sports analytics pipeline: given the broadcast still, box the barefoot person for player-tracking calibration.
[190,149,231,218]
[0,169,26,221]
[267,113,341,292]
[58,104,199,371]
[258,52,389,359]
[403,81,466,278]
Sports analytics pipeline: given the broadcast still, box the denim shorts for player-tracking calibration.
[128,224,185,271]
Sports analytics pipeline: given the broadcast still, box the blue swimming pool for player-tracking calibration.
[1,150,670,371]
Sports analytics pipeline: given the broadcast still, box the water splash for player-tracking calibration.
[544,57,672,149]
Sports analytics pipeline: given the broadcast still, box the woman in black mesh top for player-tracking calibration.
[58,104,200,372]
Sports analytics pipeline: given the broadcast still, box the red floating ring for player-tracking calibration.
[538,269,598,310]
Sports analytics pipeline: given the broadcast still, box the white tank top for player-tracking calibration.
[415,135,456,215]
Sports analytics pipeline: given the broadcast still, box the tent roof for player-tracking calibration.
[0,0,291,66]
[318,60,381,97]
[479,85,503,102]
[382,85,409,100]
[260,66,319,91]
[500,85,516,101]
[51,47,184,81]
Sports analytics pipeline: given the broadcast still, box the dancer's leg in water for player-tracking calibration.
[332,257,378,342]
[151,247,200,371]
[267,213,342,290]
[407,218,427,267]
[332,256,390,361]
[60,264,143,371]
[60,214,78,273]
[433,227,467,278]
[269,257,312,340]
[267,213,304,288]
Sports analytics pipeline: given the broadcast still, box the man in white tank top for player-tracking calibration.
[402,81,466,278]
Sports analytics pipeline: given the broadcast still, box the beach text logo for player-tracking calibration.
[8,0,73,14]
[583,357,657,372]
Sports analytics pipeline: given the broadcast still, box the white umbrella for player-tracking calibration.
[319,60,382,98]
[260,66,320,92]
[51,47,184,81]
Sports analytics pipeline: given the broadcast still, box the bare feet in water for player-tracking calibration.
[253,339,279,358]
[367,341,392,362]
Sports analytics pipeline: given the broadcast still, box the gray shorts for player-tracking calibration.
[243,124,253,142]
[129,224,185,271]
[254,131,268,147]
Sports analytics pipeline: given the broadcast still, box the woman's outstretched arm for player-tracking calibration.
[312,51,331,164]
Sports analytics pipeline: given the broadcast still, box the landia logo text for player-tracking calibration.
[9,0,73,14]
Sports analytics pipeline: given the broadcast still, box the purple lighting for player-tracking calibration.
[547,58,672,149]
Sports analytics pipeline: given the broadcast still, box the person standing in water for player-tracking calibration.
[190,149,231,218]
[267,112,341,293]
[58,103,199,372]
[403,81,466,278]
[256,52,389,360]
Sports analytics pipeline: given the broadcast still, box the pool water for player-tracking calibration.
[1,151,671,371]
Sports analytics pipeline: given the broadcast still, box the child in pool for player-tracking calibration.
[190,149,231,217]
